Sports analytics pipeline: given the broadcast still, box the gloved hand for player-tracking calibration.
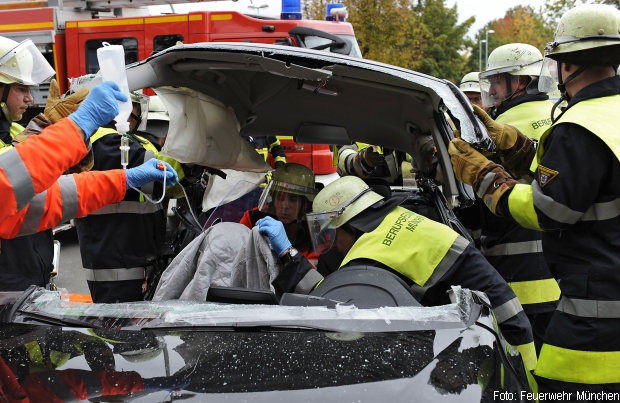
[448,138,492,186]
[474,163,517,215]
[126,158,179,190]
[352,146,385,177]
[256,216,292,256]
[143,374,191,392]
[44,79,90,124]
[473,105,519,151]
[68,81,128,139]
[13,113,51,143]
[412,130,436,173]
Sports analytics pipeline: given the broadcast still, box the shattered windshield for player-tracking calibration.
[14,286,477,332]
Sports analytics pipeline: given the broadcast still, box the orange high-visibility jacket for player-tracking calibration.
[0,118,126,238]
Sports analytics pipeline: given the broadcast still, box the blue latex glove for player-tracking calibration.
[143,374,191,392]
[256,216,292,256]
[68,81,128,139]
[126,158,179,190]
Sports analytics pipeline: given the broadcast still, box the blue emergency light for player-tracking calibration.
[281,0,302,20]
[326,3,346,21]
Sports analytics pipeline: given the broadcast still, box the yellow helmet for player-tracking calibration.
[306,176,383,254]
[545,4,620,65]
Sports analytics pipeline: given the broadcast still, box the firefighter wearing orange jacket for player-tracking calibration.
[0,66,179,238]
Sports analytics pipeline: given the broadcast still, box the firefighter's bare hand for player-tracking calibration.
[44,79,90,124]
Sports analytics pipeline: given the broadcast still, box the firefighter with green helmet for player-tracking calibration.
[256,175,536,371]
[240,163,320,266]
[449,3,620,393]
[466,43,561,355]
[459,72,483,108]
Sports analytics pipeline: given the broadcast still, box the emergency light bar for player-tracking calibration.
[281,0,302,20]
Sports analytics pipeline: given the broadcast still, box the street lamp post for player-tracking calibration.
[485,30,495,70]
[479,39,486,72]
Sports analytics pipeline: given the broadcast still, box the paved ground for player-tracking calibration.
[53,228,90,295]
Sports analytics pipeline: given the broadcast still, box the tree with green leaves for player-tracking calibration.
[465,6,554,74]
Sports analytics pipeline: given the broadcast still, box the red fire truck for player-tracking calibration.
[0,0,359,173]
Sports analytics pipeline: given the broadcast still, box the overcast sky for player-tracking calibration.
[150,0,551,38]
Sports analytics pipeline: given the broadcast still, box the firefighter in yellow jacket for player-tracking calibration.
[449,3,620,393]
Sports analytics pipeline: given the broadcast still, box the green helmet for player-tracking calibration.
[257,163,319,223]
[0,36,55,85]
[483,43,543,77]
[545,4,620,65]
[306,176,383,254]
[460,72,480,93]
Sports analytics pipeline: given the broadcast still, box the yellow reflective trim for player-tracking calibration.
[189,14,203,21]
[25,340,44,367]
[341,206,459,286]
[278,136,294,140]
[49,350,71,368]
[66,22,77,28]
[514,341,537,371]
[508,184,542,230]
[211,14,233,21]
[274,156,287,163]
[536,344,620,384]
[78,18,143,28]
[145,15,187,24]
[0,21,53,31]
[507,278,560,305]
[10,123,25,138]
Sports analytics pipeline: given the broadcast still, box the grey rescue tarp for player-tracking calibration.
[153,222,282,301]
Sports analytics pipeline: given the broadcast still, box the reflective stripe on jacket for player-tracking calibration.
[503,86,620,386]
[339,205,536,370]
[0,119,126,238]
[483,100,560,313]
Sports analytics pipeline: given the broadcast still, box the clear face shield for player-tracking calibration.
[0,39,55,86]
[479,72,520,110]
[305,188,371,255]
[538,57,561,96]
[257,180,318,225]
[132,92,149,132]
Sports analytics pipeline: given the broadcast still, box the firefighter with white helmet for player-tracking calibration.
[459,72,483,108]
[465,43,560,356]
[141,95,169,146]
[256,175,536,370]
[76,87,185,303]
[449,3,620,392]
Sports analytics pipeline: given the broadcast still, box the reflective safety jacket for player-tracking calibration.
[0,118,127,238]
[499,76,620,389]
[246,135,287,168]
[481,95,560,315]
[0,121,54,291]
[76,128,184,302]
[276,203,536,371]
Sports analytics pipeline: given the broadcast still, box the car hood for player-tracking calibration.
[125,42,481,206]
[0,287,533,402]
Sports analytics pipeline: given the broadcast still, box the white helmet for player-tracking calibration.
[144,95,169,138]
[0,37,55,86]
[460,72,480,93]
[479,43,544,108]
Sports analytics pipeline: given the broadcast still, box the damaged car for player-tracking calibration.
[0,43,536,402]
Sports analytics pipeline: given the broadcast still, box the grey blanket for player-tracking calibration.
[153,222,281,301]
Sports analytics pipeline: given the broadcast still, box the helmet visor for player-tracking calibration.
[306,210,339,255]
[258,180,317,223]
[538,57,560,95]
[132,92,150,132]
[0,40,55,86]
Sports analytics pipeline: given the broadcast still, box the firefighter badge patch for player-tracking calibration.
[538,165,559,187]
